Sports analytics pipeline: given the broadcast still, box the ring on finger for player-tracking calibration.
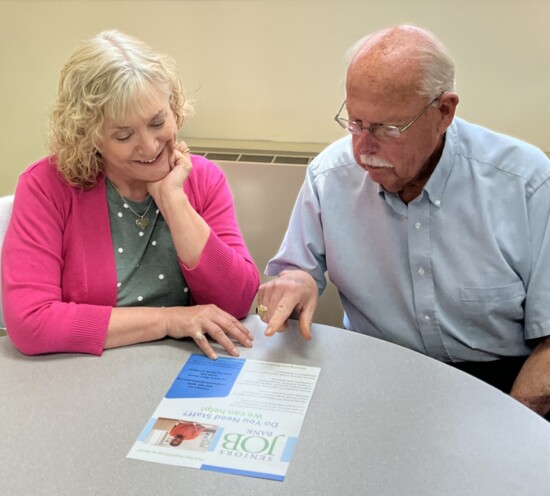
[183,147,191,154]
[256,304,268,319]
[194,330,204,341]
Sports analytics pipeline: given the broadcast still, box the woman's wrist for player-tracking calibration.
[162,306,175,338]
[158,189,191,225]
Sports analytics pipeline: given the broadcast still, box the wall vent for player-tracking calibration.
[188,146,317,166]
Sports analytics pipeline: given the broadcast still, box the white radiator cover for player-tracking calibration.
[182,138,325,166]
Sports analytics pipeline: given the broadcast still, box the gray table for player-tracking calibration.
[1,315,549,495]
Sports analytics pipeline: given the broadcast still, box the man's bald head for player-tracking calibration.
[346,25,455,105]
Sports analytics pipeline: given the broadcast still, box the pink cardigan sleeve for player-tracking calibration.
[1,160,113,356]
[182,156,259,318]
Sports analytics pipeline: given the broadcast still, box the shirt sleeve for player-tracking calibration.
[265,164,328,295]
[524,175,550,340]
[180,157,260,319]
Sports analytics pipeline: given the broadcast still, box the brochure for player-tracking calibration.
[127,353,320,481]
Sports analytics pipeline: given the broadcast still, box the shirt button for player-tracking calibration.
[417,267,425,276]
[424,314,431,321]
[414,221,422,229]
[434,199,441,207]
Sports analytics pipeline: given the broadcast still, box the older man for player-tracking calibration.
[258,25,550,418]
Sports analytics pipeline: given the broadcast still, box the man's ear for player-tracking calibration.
[437,92,459,133]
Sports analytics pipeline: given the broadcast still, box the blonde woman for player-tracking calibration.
[2,30,259,359]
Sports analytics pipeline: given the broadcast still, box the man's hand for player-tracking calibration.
[257,269,318,340]
[510,336,550,416]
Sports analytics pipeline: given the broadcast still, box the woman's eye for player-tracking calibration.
[151,120,165,128]
[115,135,131,142]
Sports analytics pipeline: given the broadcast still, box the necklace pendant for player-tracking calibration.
[136,217,149,229]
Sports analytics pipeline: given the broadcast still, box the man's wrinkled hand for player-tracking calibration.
[257,269,318,340]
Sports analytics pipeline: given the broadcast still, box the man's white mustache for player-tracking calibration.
[359,154,394,168]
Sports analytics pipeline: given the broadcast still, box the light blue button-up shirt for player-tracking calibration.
[266,118,550,362]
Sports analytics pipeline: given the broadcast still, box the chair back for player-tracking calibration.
[0,195,14,329]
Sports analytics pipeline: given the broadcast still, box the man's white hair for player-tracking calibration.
[346,24,455,99]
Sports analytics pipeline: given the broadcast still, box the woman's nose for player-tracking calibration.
[136,132,159,158]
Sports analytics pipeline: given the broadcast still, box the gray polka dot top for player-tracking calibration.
[106,181,190,308]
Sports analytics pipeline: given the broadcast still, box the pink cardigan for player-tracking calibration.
[1,155,259,355]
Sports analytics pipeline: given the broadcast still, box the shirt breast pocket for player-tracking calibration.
[459,281,526,352]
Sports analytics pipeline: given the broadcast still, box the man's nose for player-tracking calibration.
[355,129,380,155]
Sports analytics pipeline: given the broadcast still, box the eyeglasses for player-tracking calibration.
[334,94,442,141]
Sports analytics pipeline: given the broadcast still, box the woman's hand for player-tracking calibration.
[165,304,254,359]
[145,139,210,269]
[147,140,192,211]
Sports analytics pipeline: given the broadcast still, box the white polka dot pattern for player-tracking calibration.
[106,180,189,308]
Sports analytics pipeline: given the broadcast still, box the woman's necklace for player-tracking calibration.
[107,178,154,230]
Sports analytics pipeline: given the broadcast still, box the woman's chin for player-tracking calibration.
[143,159,171,180]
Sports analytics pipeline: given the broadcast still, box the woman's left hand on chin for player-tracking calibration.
[147,140,192,209]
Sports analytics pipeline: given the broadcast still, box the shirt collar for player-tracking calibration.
[423,121,457,207]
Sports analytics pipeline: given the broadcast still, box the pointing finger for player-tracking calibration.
[264,298,296,337]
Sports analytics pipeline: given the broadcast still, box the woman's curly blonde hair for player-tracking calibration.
[49,30,194,188]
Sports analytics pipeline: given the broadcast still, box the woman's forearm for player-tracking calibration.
[105,305,254,359]
[160,191,210,269]
[104,306,168,349]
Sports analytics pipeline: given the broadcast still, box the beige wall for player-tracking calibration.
[1,1,548,327]
[1,0,549,196]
